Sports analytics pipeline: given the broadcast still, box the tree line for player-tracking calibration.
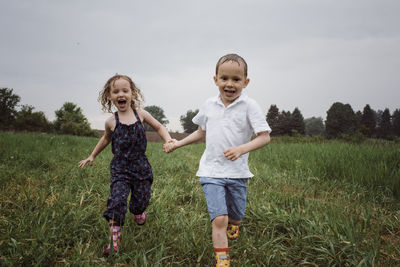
[265,103,400,140]
[2,88,400,141]
[0,88,97,136]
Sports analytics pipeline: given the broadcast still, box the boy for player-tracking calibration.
[164,54,271,266]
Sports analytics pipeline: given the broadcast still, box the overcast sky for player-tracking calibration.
[1,0,399,132]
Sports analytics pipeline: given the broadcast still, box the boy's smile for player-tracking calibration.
[214,61,250,107]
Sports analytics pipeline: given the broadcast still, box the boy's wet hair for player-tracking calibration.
[216,54,248,77]
[99,74,145,113]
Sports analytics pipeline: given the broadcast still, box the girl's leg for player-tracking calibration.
[103,178,130,255]
[103,222,121,256]
[103,179,131,226]
[129,179,152,225]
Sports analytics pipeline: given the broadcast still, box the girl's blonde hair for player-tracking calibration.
[99,74,145,113]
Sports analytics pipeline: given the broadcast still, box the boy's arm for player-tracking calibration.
[78,120,112,168]
[224,131,270,161]
[164,126,205,153]
[141,109,173,142]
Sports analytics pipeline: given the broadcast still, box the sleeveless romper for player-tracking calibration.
[103,110,153,226]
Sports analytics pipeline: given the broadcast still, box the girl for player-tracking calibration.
[78,74,173,256]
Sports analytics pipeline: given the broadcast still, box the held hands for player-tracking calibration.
[224,146,244,161]
[163,139,177,153]
[78,155,94,169]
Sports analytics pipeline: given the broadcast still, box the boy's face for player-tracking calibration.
[214,60,249,107]
[108,78,133,111]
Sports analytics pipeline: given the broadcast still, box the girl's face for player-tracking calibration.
[109,78,134,111]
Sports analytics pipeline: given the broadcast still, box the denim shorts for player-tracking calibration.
[200,177,249,221]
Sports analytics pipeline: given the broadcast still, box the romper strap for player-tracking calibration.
[133,109,143,126]
[114,112,120,126]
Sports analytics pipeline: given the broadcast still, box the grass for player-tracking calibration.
[0,132,399,266]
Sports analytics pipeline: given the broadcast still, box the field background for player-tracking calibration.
[0,132,399,266]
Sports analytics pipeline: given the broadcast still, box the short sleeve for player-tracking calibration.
[192,103,207,131]
[247,99,272,134]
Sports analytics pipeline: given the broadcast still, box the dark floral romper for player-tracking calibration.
[103,110,153,226]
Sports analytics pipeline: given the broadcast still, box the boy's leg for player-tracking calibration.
[226,178,248,240]
[212,215,229,248]
[212,216,230,266]
[200,178,231,266]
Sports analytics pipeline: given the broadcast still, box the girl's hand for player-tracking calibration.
[163,139,177,153]
[224,147,243,161]
[78,156,94,168]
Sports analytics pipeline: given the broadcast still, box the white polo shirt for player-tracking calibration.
[193,93,271,178]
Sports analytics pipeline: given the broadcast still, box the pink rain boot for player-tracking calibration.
[103,224,121,256]
[134,212,146,225]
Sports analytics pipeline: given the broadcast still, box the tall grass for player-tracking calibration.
[0,132,399,266]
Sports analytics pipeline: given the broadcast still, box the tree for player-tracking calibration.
[275,110,292,136]
[377,108,392,139]
[291,107,305,135]
[355,110,362,132]
[304,117,325,136]
[15,105,52,132]
[360,104,376,137]
[393,109,400,137]
[0,88,20,130]
[144,105,169,131]
[54,102,97,136]
[266,105,279,136]
[325,102,357,139]
[180,109,199,133]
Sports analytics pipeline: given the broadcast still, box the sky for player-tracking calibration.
[1,0,399,132]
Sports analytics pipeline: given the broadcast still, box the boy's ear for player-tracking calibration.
[213,75,218,84]
[244,78,250,88]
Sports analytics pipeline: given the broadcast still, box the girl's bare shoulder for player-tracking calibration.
[135,108,148,121]
[105,114,116,131]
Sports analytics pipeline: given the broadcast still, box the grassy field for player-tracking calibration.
[0,132,399,266]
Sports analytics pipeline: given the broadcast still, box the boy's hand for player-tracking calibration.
[78,156,94,169]
[163,139,177,153]
[224,147,243,161]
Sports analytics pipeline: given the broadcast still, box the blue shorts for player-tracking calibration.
[200,177,249,221]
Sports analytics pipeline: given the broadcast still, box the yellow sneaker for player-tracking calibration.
[215,250,230,267]
[226,224,239,240]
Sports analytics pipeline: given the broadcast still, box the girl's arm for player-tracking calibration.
[224,131,270,161]
[78,119,113,168]
[140,109,172,143]
[164,126,205,153]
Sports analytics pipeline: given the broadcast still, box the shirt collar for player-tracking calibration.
[215,92,248,108]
